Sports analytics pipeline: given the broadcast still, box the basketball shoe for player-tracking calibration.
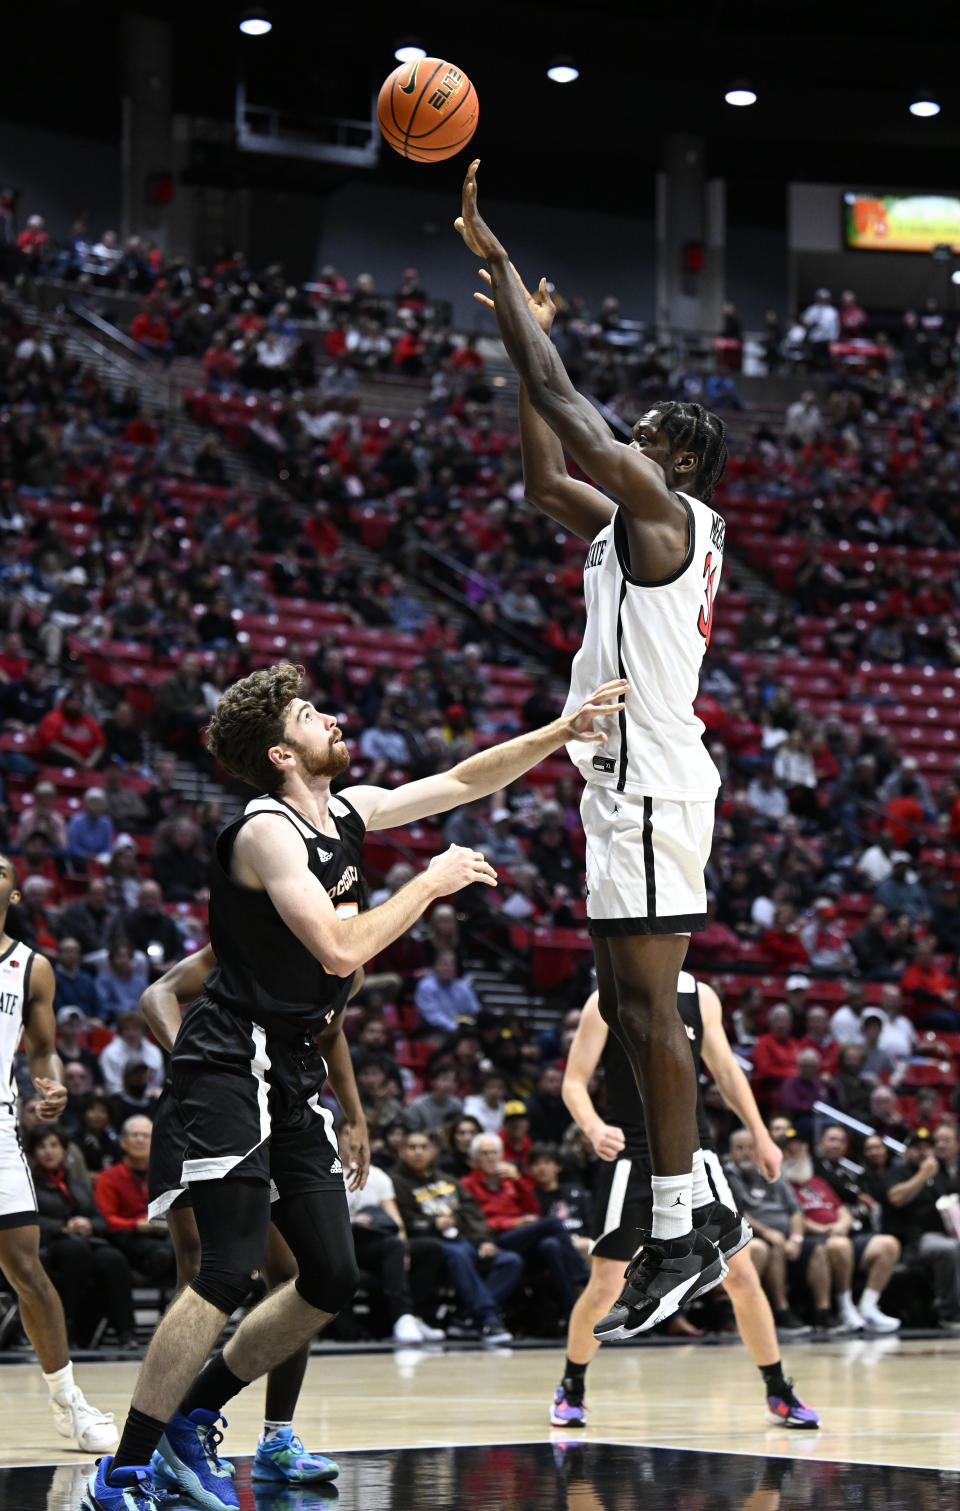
[154,1407,238,1511]
[252,1428,339,1483]
[82,1458,165,1511]
[50,1387,118,1453]
[765,1380,821,1429]
[150,1446,235,1490]
[549,1384,586,1428]
[593,1231,727,1340]
[692,1199,753,1264]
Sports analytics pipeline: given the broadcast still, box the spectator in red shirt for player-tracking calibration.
[883,774,926,850]
[421,609,459,655]
[761,903,811,969]
[304,501,339,559]
[17,213,48,259]
[797,1004,839,1075]
[93,1116,176,1283]
[462,1133,586,1314]
[0,629,28,682]
[393,327,425,375]
[900,937,960,1031]
[130,306,172,359]
[35,688,106,768]
[838,290,868,337]
[450,336,484,372]
[203,330,238,386]
[752,1004,801,1113]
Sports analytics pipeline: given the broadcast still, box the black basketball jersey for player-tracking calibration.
[203,792,368,1042]
[598,970,714,1153]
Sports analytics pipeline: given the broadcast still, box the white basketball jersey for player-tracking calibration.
[0,940,35,1104]
[564,494,725,801]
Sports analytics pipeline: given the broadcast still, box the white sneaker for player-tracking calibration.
[49,1388,118,1453]
[839,1299,864,1332]
[415,1317,446,1342]
[860,1304,901,1333]
[393,1313,424,1343]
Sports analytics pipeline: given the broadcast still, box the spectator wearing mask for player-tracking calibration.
[98,1010,164,1095]
[390,1129,518,1344]
[29,1124,136,1348]
[93,1117,176,1285]
[414,951,481,1034]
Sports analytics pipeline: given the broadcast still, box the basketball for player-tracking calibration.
[377,57,478,163]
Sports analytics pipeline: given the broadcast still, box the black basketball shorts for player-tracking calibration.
[590,1146,737,1262]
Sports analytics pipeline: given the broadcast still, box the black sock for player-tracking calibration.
[759,1361,788,1397]
[562,1358,588,1396]
[179,1350,248,1418]
[112,1406,167,1474]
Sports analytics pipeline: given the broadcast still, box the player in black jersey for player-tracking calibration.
[551,974,820,1431]
[91,661,626,1511]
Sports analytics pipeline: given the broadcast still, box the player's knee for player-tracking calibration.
[722,1250,758,1298]
[295,1248,360,1315]
[190,1266,255,1316]
[175,1238,203,1289]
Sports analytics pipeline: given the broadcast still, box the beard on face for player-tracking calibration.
[285,730,350,780]
[782,1153,814,1184]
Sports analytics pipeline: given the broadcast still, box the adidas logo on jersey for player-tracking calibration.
[685,1024,696,1041]
[317,848,332,862]
[330,1158,343,1175]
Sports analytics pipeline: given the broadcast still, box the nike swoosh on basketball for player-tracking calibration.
[400,61,421,94]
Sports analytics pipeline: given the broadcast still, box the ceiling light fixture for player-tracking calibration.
[394,42,427,63]
[724,86,757,107]
[909,99,940,117]
[547,61,579,84]
[239,12,272,36]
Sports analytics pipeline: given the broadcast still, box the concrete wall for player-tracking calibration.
[0,121,121,239]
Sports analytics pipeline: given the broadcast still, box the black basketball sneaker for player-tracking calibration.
[692,1199,753,1263]
[593,1230,728,1340]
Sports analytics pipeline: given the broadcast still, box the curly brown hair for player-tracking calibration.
[206,662,303,793]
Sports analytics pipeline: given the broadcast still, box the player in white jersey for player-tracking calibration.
[459,164,732,1332]
[0,853,116,1453]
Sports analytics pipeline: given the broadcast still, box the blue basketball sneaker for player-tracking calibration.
[155,1408,238,1511]
[252,1427,340,1483]
[83,1458,165,1511]
[150,1445,235,1490]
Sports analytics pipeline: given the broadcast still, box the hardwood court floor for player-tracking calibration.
[1,1336,958,1493]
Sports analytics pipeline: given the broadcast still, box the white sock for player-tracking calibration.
[691,1150,713,1209]
[651,1172,693,1240]
[43,1362,75,1400]
[838,1290,855,1310]
[860,1287,881,1312]
[262,1419,292,1443]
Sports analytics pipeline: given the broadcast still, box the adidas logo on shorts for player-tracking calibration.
[330,1158,343,1175]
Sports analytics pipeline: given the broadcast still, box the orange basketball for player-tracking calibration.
[377,57,478,163]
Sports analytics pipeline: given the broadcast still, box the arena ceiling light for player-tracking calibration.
[724,86,757,107]
[909,99,940,117]
[394,41,427,63]
[546,58,579,83]
[239,11,272,36]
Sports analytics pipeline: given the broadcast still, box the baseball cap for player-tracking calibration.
[56,1006,85,1025]
[503,1101,528,1120]
[908,1129,932,1147]
[781,1127,802,1144]
[786,974,811,992]
[111,832,136,855]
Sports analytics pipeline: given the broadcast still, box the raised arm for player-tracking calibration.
[139,944,216,1053]
[456,163,679,527]
[698,982,782,1182]
[561,991,626,1162]
[343,678,626,832]
[233,814,496,978]
[22,954,67,1121]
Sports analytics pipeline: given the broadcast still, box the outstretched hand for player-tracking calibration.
[563,679,629,744]
[474,265,556,333]
[454,160,508,261]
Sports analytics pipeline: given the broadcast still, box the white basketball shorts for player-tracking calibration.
[581,783,715,936]
[0,1105,38,1228]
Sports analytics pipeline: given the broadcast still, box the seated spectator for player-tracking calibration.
[60,1062,96,1141]
[524,1063,572,1143]
[79,1093,120,1174]
[95,943,150,1027]
[349,1013,403,1095]
[93,1116,176,1285]
[761,905,810,970]
[799,898,855,974]
[359,706,410,772]
[860,1011,899,1080]
[390,1129,519,1343]
[435,1115,483,1179]
[487,808,527,868]
[111,1059,161,1128]
[461,1133,587,1317]
[414,951,481,1034]
[778,1048,830,1143]
[849,903,902,979]
[463,1070,509,1135]
[151,819,209,904]
[16,876,59,954]
[130,303,171,359]
[55,1006,102,1085]
[354,1057,404,1145]
[339,1123,445,1343]
[875,854,930,922]
[529,808,581,893]
[752,1005,801,1112]
[723,1128,812,1335]
[879,1129,960,1330]
[1,660,56,733]
[869,1084,910,1145]
[403,1061,463,1135]
[901,937,960,1031]
[15,780,67,851]
[35,687,106,770]
[19,832,62,902]
[783,1131,900,1332]
[110,879,184,970]
[528,1142,594,1259]
[58,878,116,960]
[830,1043,874,1122]
[29,1124,136,1348]
[105,837,143,912]
[500,1101,533,1173]
[870,985,915,1061]
[907,1086,950,1133]
[155,654,209,755]
[65,788,114,863]
[830,979,867,1043]
[443,803,496,857]
[202,329,238,386]
[797,1005,839,1075]
[98,1009,164,1095]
